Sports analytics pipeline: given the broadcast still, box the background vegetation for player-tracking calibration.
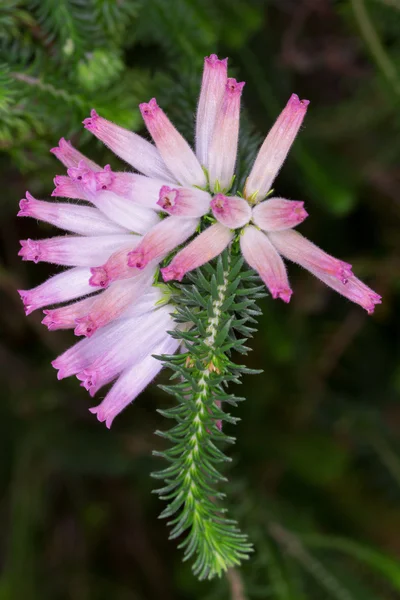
[1,0,400,598]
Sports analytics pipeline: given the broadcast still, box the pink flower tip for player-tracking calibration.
[271,286,293,303]
[291,201,308,223]
[18,289,34,315]
[89,405,114,429]
[157,186,179,213]
[161,265,184,282]
[50,137,70,156]
[139,98,159,119]
[365,292,382,315]
[289,93,310,109]
[74,316,97,337]
[77,369,97,394]
[127,249,147,270]
[42,310,57,330]
[205,54,228,67]
[89,266,109,288]
[226,78,245,95]
[339,262,353,284]
[18,239,41,263]
[18,192,35,216]
[83,109,100,130]
[210,193,228,214]
[51,359,65,380]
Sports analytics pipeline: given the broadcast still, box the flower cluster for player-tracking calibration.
[18,54,381,426]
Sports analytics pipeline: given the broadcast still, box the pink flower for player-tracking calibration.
[17,52,381,427]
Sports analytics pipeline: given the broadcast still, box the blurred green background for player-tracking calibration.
[1,0,400,598]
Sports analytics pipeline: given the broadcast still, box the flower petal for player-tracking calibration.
[19,234,135,267]
[140,98,206,188]
[18,267,94,315]
[244,94,309,202]
[127,216,199,271]
[240,225,292,302]
[157,185,211,217]
[19,192,128,236]
[211,194,251,229]
[268,229,353,284]
[50,138,101,171]
[161,223,233,282]
[83,109,175,181]
[89,332,180,428]
[252,197,308,231]
[195,54,228,167]
[208,78,245,192]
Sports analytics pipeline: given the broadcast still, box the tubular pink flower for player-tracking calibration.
[89,238,142,288]
[89,333,180,428]
[195,54,228,168]
[18,267,94,315]
[161,223,233,282]
[140,98,206,188]
[18,192,128,236]
[208,78,245,192]
[240,226,292,303]
[50,138,101,171]
[157,185,211,217]
[73,306,174,395]
[244,94,309,202]
[252,197,308,231]
[42,296,95,331]
[210,194,251,229]
[19,234,134,267]
[305,269,382,314]
[127,216,198,270]
[83,109,175,181]
[268,229,353,285]
[52,175,83,199]
[74,269,154,337]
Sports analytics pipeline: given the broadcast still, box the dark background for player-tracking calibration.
[1,0,400,598]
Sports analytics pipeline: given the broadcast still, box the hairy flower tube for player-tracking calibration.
[17,53,381,430]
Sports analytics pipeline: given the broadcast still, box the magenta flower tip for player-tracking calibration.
[161,265,183,282]
[139,98,159,118]
[19,239,41,263]
[127,249,147,270]
[157,186,179,212]
[288,93,310,109]
[205,54,228,67]
[74,316,97,337]
[83,109,99,129]
[226,78,245,95]
[89,266,109,288]
[273,287,293,303]
[210,193,227,214]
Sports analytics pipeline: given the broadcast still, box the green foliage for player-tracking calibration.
[153,250,264,579]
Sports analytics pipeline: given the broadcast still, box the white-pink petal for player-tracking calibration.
[195,54,228,167]
[252,197,308,232]
[210,194,251,229]
[268,229,353,284]
[89,332,180,428]
[244,94,309,202]
[240,225,292,303]
[157,185,211,217]
[19,234,135,267]
[140,99,206,188]
[161,222,233,282]
[127,216,199,271]
[50,138,101,171]
[83,109,175,182]
[18,267,94,315]
[74,268,154,337]
[18,192,128,236]
[208,78,245,192]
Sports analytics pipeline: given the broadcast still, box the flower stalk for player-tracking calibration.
[153,249,264,579]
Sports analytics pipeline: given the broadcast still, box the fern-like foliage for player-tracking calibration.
[152,248,265,579]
